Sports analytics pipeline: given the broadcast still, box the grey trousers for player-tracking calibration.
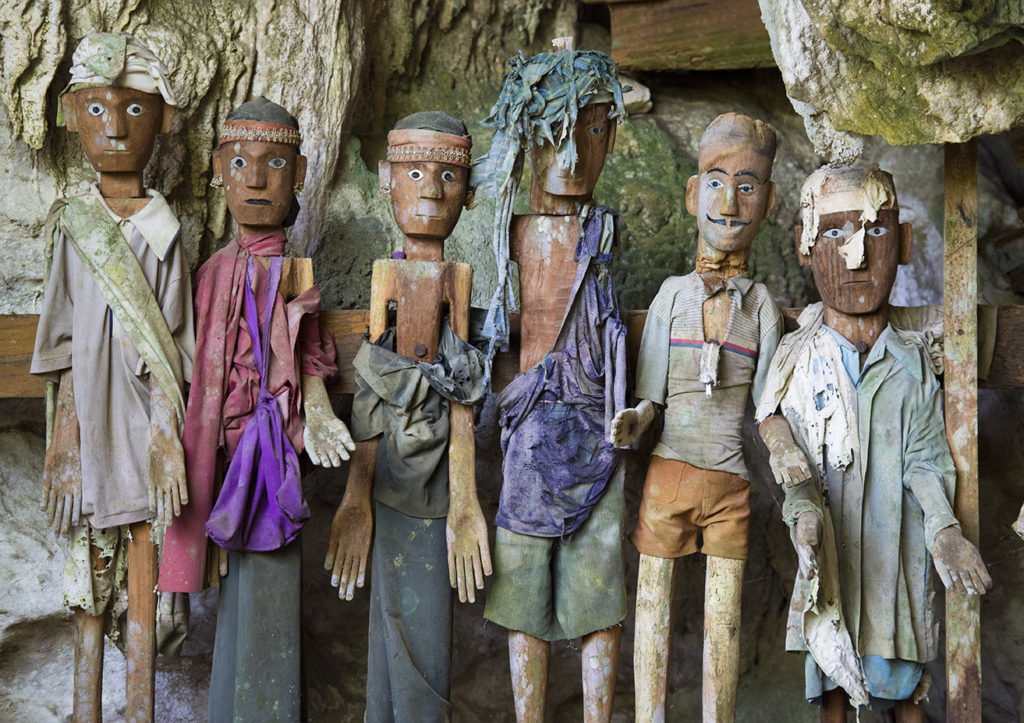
[366,501,452,723]
[209,540,302,723]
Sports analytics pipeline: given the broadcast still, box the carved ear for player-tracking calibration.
[295,154,307,190]
[160,102,175,134]
[212,150,222,179]
[63,95,78,132]
[795,225,811,267]
[763,180,776,220]
[899,222,913,265]
[606,119,617,155]
[685,175,699,216]
[378,160,392,198]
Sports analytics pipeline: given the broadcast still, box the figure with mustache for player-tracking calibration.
[157,97,355,721]
[755,165,992,720]
[31,32,193,722]
[324,112,489,722]
[610,113,783,722]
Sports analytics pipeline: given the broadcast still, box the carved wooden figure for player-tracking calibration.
[475,39,629,722]
[29,33,192,723]
[324,111,489,722]
[155,97,354,722]
[755,164,992,721]
[610,113,782,722]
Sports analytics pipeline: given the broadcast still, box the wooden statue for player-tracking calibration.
[474,39,629,722]
[610,113,783,722]
[156,97,355,722]
[31,32,192,722]
[324,111,489,722]
[755,164,993,720]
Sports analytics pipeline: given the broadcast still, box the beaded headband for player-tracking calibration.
[219,119,302,146]
[386,128,472,168]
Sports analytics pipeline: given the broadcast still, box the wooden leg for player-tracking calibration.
[73,609,104,723]
[634,553,675,723]
[702,556,743,723]
[125,522,157,723]
[509,630,549,723]
[820,688,846,723]
[582,626,621,722]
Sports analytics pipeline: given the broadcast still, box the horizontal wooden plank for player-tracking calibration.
[608,0,775,71]
[3,306,1023,398]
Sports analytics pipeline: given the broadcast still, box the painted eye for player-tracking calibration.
[738,183,754,194]
[230,156,247,169]
[87,103,104,116]
[268,157,287,169]
[866,226,888,237]
[408,169,423,181]
[441,170,455,182]
[822,228,845,239]
[126,103,144,117]
[707,179,724,190]
[587,125,604,136]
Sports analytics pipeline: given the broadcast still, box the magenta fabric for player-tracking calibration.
[205,256,309,551]
[159,232,336,592]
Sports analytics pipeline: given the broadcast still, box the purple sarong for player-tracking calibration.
[206,256,309,552]
[495,207,627,538]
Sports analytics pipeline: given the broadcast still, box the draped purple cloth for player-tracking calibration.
[205,256,309,551]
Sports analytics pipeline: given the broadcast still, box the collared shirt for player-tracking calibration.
[635,271,783,479]
[781,323,959,663]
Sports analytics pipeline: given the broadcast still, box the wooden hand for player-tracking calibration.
[609,399,655,448]
[932,526,993,596]
[41,371,82,537]
[324,439,376,600]
[794,510,822,578]
[148,379,188,528]
[302,373,355,467]
[446,493,492,604]
[759,414,813,488]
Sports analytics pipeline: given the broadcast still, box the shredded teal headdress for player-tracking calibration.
[472,48,626,379]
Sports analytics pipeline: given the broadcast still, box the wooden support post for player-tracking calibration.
[943,139,981,721]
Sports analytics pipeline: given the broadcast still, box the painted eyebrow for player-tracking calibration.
[736,170,760,180]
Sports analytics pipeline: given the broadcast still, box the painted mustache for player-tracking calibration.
[706,215,749,227]
[245,199,273,206]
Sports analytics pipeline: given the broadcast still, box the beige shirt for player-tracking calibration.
[32,187,194,528]
[634,272,783,479]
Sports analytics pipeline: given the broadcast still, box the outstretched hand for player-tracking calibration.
[148,380,188,528]
[446,497,492,603]
[932,526,993,596]
[609,399,655,448]
[325,499,372,600]
[41,374,82,537]
[759,414,813,488]
[304,416,356,467]
[794,510,822,579]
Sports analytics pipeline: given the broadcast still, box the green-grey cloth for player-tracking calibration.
[209,541,303,723]
[366,501,452,722]
[350,320,486,519]
[484,465,626,641]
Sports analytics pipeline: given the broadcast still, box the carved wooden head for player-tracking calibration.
[796,165,912,315]
[686,113,777,258]
[527,102,616,205]
[379,113,472,242]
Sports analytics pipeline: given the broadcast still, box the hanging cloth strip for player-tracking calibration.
[205,256,309,551]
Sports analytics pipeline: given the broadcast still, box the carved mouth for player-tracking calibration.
[245,199,273,206]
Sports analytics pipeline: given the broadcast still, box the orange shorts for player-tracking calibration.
[630,456,750,560]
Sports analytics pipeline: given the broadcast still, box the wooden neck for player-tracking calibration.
[529,182,589,216]
[99,172,147,218]
[694,237,748,278]
[823,305,889,358]
[403,237,444,262]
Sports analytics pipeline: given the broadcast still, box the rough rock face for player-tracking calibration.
[758,0,1024,159]
[2,2,1024,721]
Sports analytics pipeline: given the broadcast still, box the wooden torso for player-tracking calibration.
[512,214,581,372]
[259,256,314,299]
[369,258,473,357]
[702,289,732,343]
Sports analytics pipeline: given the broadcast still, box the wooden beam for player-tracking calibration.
[3,301,1024,398]
[605,0,775,72]
[943,140,982,721]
